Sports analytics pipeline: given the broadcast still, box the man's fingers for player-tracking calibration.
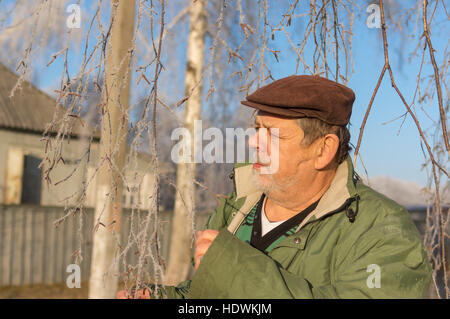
[195,233,214,249]
[194,242,208,269]
[195,242,211,257]
[194,229,219,271]
[199,229,219,240]
[194,254,204,270]
[194,247,205,262]
[196,230,219,244]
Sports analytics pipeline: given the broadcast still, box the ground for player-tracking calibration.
[0,281,145,299]
[0,282,89,299]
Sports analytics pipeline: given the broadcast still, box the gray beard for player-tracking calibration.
[251,168,298,195]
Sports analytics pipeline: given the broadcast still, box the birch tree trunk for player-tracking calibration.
[88,0,135,299]
[165,0,206,286]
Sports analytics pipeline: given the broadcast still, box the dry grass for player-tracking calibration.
[0,282,89,299]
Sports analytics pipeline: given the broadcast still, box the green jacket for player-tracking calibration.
[163,156,432,298]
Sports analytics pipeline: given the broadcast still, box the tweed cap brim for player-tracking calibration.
[241,100,310,118]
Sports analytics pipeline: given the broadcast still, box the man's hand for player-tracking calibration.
[194,229,219,270]
[117,288,150,299]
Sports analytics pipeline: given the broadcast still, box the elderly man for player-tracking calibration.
[120,75,431,299]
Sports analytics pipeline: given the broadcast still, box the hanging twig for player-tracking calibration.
[422,0,449,156]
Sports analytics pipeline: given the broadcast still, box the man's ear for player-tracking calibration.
[314,134,339,170]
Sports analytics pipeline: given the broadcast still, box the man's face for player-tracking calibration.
[248,112,317,194]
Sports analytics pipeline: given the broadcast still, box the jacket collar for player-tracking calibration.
[233,156,359,225]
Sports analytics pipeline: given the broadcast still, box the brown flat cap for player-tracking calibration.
[241,75,355,126]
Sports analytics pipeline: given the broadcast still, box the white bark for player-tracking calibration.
[165,0,206,286]
[88,0,135,299]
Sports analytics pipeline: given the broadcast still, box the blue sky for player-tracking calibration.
[4,0,447,187]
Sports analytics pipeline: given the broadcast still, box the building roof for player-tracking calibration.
[0,63,99,138]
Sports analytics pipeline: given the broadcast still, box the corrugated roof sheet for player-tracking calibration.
[0,63,99,138]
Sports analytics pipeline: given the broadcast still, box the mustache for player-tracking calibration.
[251,150,271,165]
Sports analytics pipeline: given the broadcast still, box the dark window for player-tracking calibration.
[20,155,42,204]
